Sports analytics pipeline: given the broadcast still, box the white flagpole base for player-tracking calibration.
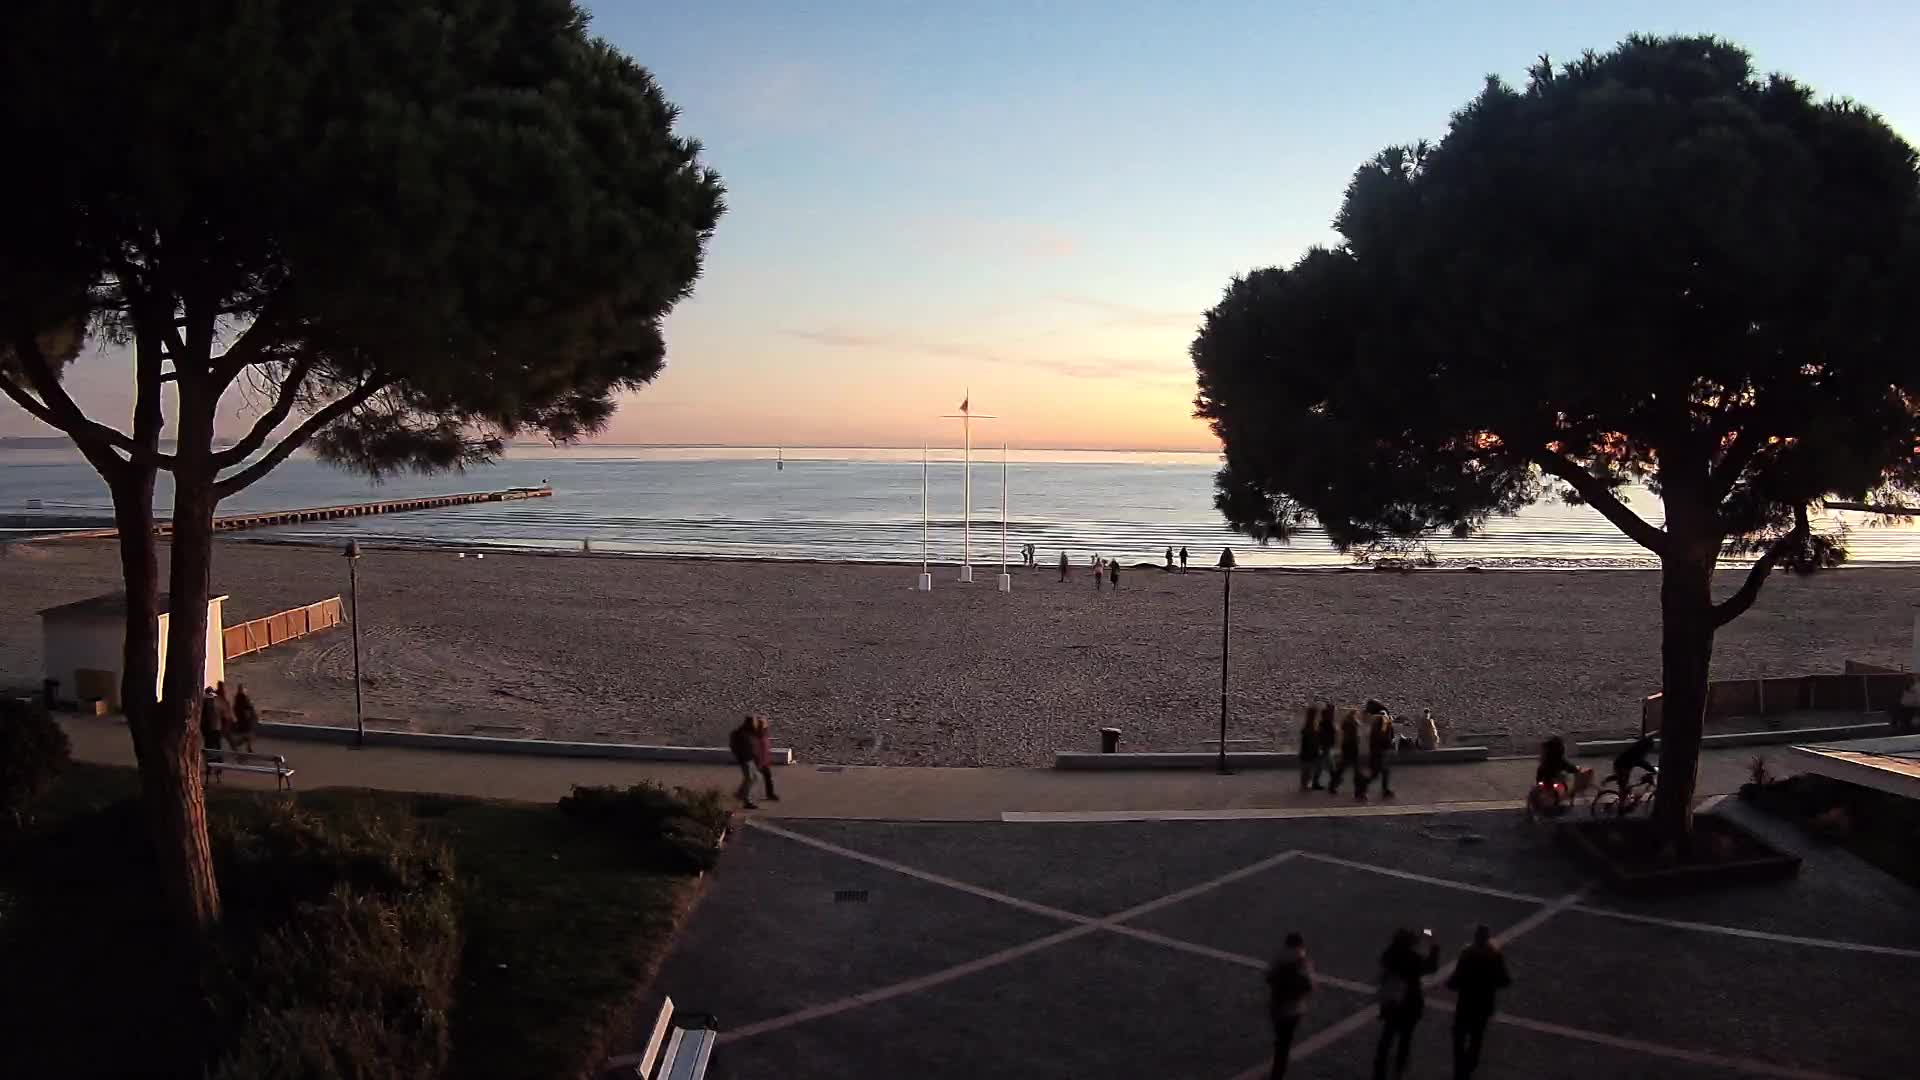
[997,573,1012,592]
[916,572,933,591]
[959,565,974,583]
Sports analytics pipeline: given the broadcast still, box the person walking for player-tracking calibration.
[1165,546,1175,572]
[1265,931,1315,1079]
[199,687,224,755]
[228,684,259,753]
[1297,709,1323,791]
[1108,558,1119,590]
[1364,707,1397,799]
[1179,545,1190,573]
[210,681,237,748]
[1373,928,1441,1080]
[729,715,778,808]
[1445,925,1511,1079]
[1314,705,1337,788]
[1092,554,1103,590]
[1058,550,1070,582]
[1328,709,1363,798]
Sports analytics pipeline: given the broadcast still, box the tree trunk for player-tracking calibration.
[1651,549,1716,842]
[153,452,223,934]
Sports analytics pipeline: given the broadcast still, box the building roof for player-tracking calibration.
[37,591,230,619]
[1789,735,1920,800]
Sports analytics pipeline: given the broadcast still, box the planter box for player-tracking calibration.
[1556,814,1800,895]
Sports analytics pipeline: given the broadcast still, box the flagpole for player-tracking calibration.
[917,443,932,591]
[997,442,1011,592]
[961,393,973,583]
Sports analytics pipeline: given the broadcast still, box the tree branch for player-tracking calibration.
[212,375,388,499]
[1712,504,1810,629]
[7,329,169,469]
[210,356,315,469]
[1531,448,1668,555]
[1707,427,1762,503]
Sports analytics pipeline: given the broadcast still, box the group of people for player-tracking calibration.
[198,680,259,754]
[1268,923,1512,1079]
[1042,545,1197,586]
[1297,700,1440,801]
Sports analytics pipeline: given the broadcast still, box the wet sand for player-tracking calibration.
[3,539,1915,765]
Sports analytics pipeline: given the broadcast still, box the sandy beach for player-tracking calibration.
[4,539,1916,765]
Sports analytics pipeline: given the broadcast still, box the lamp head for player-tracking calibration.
[344,540,361,559]
[1217,547,1236,570]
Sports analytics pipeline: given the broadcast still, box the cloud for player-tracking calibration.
[1050,294,1199,329]
[783,327,1187,385]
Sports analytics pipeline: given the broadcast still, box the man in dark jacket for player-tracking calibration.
[1444,924,1511,1079]
[1265,931,1314,1079]
[729,715,778,808]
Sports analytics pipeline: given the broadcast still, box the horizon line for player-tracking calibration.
[526,440,1224,455]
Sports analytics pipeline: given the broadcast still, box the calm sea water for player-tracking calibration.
[4,445,1918,567]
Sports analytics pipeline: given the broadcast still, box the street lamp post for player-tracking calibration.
[1217,546,1236,774]
[344,540,365,748]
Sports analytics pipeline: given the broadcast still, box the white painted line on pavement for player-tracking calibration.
[1566,904,1920,959]
[1001,799,1523,823]
[1294,850,1551,904]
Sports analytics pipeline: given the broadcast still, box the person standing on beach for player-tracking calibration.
[1092,554,1103,590]
[729,715,778,808]
[1179,546,1190,573]
[1266,931,1314,1079]
[1445,924,1511,1079]
[1374,928,1440,1080]
[1108,558,1119,589]
[1058,550,1070,582]
[1165,546,1175,572]
[1328,709,1364,798]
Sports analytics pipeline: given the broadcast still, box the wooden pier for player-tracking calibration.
[40,486,552,541]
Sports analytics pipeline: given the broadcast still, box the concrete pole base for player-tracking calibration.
[916,572,933,591]
[997,573,1012,592]
[959,565,974,583]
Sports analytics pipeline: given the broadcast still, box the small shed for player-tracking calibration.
[38,592,228,711]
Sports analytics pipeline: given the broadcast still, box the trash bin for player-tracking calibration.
[1099,727,1122,754]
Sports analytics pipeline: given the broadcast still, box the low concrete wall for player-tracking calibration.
[1054,746,1489,770]
[1576,721,1895,757]
[254,720,793,765]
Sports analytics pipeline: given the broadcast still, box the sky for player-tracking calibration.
[10,1,1920,451]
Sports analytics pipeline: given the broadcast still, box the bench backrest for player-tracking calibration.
[202,749,289,770]
[636,996,675,1077]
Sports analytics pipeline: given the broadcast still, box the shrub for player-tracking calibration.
[0,698,71,829]
[208,803,460,1080]
[558,782,729,873]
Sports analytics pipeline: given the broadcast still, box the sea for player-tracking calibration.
[4,444,1919,568]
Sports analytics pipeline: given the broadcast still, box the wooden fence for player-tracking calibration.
[1641,666,1911,733]
[223,596,344,661]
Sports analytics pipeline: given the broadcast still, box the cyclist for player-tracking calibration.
[1608,734,1658,792]
[1531,736,1582,815]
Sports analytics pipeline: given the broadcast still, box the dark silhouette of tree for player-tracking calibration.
[0,0,723,935]
[1193,35,1920,840]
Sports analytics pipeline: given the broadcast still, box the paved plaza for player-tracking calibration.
[653,803,1920,1079]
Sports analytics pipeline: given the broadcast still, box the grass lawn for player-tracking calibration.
[0,763,708,1079]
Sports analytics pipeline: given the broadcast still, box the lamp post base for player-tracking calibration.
[959,565,974,583]
[916,572,933,591]
[997,573,1011,592]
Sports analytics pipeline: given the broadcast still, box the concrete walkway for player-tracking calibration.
[61,715,1778,819]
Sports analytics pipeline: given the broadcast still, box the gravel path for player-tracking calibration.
[4,540,1915,765]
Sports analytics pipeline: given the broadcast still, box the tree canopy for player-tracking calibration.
[0,0,723,933]
[1192,34,1920,836]
[1,0,724,484]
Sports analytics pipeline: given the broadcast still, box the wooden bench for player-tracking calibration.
[202,748,295,791]
[608,996,717,1080]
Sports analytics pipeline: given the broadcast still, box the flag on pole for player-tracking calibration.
[959,395,969,413]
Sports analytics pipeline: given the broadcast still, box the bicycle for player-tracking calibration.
[1590,766,1658,818]
[1524,768,1592,822]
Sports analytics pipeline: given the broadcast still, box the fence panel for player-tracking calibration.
[221,596,344,660]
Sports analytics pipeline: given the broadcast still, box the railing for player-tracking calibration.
[223,596,344,660]
[1641,666,1911,735]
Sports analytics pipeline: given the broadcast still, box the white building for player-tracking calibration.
[39,592,228,711]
